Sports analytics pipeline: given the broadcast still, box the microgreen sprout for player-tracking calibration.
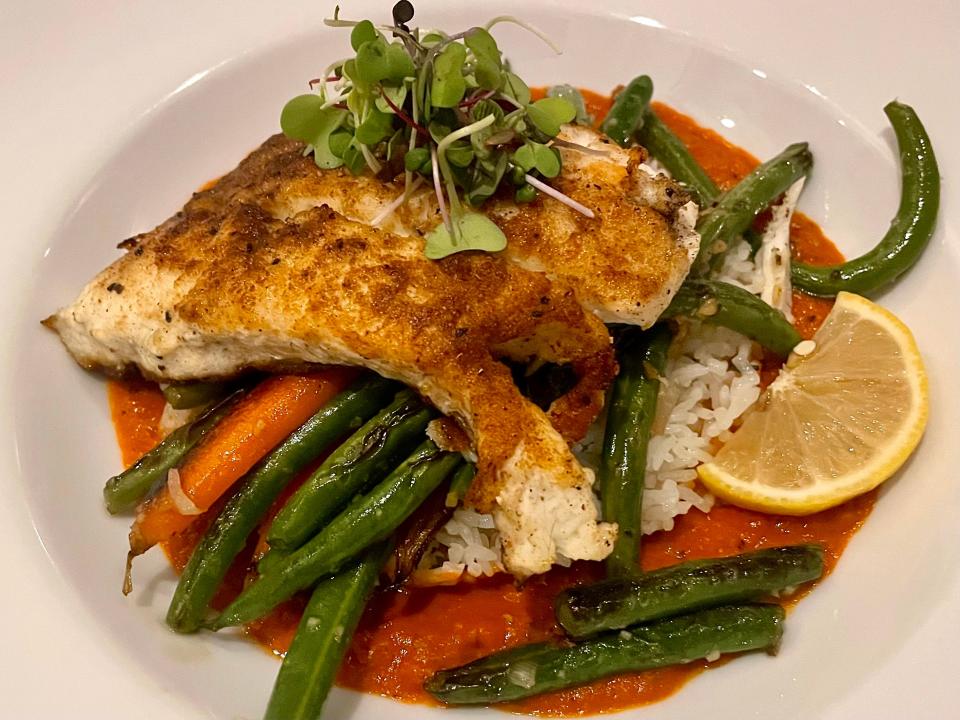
[281,2,596,259]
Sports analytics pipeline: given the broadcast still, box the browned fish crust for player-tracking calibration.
[48,203,615,511]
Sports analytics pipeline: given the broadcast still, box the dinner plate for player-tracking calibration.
[2,1,958,718]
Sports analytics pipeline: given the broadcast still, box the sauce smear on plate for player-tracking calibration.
[107,95,870,716]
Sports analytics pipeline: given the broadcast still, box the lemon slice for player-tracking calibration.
[698,292,928,514]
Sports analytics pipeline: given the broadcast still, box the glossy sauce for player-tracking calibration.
[107,94,870,716]
[107,379,166,466]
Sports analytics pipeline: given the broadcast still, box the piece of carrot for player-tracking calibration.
[127,370,356,566]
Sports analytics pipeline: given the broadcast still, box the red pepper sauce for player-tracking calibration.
[107,379,166,467]
[106,94,872,716]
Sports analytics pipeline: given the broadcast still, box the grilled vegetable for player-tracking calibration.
[662,279,802,356]
[103,389,245,514]
[693,142,813,273]
[792,101,939,296]
[392,483,454,583]
[164,376,394,633]
[263,543,390,720]
[556,545,823,638]
[600,325,671,577]
[601,75,653,147]
[210,441,460,629]
[265,389,431,556]
[635,103,764,249]
[161,381,229,410]
[425,603,785,704]
[446,463,476,507]
[126,371,357,566]
[636,108,719,206]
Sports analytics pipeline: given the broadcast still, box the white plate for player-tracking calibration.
[2,1,958,718]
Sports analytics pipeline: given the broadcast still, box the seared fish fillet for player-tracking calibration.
[48,126,698,577]
[203,126,699,326]
[47,195,618,577]
[492,125,700,325]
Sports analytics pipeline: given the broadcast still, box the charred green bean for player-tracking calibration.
[693,142,813,274]
[102,389,245,514]
[161,381,229,410]
[266,389,432,556]
[263,543,390,720]
[211,441,460,629]
[636,109,719,206]
[556,544,823,638]
[661,279,801,356]
[445,462,476,507]
[165,376,395,633]
[426,604,785,704]
[601,75,653,147]
[600,325,671,577]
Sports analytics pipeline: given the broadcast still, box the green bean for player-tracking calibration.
[693,142,813,274]
[445,462,476,507]
[600,75,653,147]
[161,381,229,410]
[792,101,940,297]
[556,545,823,638]
[661,279,801,356]
[600,325,671,578]
[102,389,246,514]
[263,542,390,720]
[210,441,460,629]
[165,376,395,633]
[636,109,719,207]
[425,603,784,704]
[265,389,433,556]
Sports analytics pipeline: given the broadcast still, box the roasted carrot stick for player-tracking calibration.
[125,370,356,586]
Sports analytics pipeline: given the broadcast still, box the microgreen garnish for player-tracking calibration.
[280,2,596,259]
[547,84,594,125]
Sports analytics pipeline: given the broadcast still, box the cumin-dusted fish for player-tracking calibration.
[233,125,699,327]
[47,123,699,577]
[46,187,618,577]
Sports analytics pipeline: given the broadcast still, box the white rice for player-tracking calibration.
[431,508,504,577]
[419,175,802,580]
[641,323,760,534]
[718,237,766,295]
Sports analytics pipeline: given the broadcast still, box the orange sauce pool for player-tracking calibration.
[107,95,869,716]
[107,379,166,466]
